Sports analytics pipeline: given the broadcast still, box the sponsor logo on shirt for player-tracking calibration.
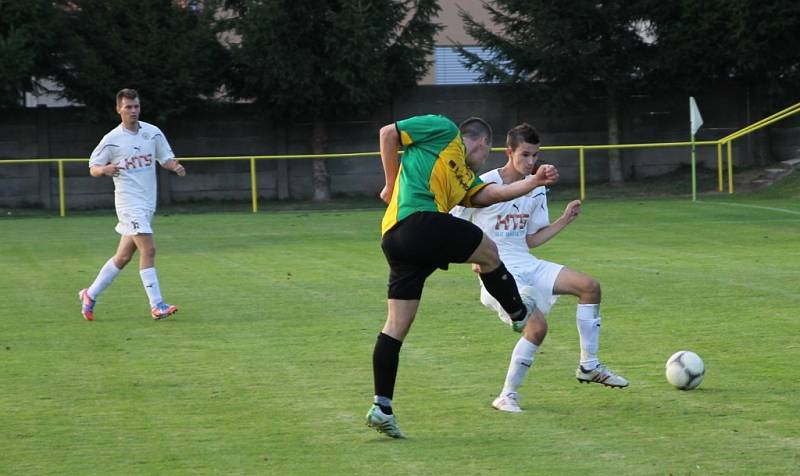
[122,154,154,170]
[495,213,529,231]
[448,160,474,191]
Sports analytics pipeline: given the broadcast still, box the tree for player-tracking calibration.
[460,1,654,184]
[646,0,800,165]
[0,0,65,107]
[53,0,228,121]
[228,0,440,201]
[646,0,800,93]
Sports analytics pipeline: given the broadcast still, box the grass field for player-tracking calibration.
[1,182,799,475]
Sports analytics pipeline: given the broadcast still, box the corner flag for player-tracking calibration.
[689,97,704,202]
[690,97,704,135]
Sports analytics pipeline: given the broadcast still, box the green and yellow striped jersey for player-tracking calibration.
[381,115,487,235]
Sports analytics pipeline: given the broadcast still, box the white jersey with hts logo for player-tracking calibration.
[451,168,550,272]
[89,121,175,212]
[451,168,562,316]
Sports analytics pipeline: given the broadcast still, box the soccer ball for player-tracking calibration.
[665,351,705,390]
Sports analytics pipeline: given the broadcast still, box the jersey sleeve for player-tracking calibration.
[396,115,459,150]
[89,137,114,167]
[152,127,175,164]
[528,188,551,234]
[459,176,488,207]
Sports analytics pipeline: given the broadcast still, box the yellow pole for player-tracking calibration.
[58,160,66,217]
[726,141,734,194]
[716,142,723,192]
[579,147,586,200]
[719,101,800,142]
[250,157,258,213]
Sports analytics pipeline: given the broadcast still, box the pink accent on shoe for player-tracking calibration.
[151,303,178,320]
[79,288,95,321]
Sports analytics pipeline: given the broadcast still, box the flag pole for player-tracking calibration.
[691,131,697,202]
[689,97,704,202]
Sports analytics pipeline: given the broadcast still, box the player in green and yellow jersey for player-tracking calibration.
[366,114,559,438]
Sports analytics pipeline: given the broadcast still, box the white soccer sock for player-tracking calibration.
[577,304,601,370]
[501,337,539,396]
[87,258,121,299]
[139,267,163,307]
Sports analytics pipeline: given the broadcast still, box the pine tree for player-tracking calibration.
[228,0,441,200]
[53,0,228,121]
[460,1,654,184]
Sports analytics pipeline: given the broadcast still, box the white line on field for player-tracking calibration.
[697,201,800,216]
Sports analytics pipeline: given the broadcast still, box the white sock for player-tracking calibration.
[87,258,121,299]
[577,304,601,370]
[139,267,163,307]
[501,337,539,396]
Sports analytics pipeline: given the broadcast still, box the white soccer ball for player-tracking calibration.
[665,351,705,390]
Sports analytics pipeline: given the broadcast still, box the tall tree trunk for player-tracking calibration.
[607,92,624,185]
[311,115,331,201]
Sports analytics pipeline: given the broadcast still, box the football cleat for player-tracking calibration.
[151,302,178,320]
[576,363,629,388]
[492,393,522,413]
[510,286,538,333]
[365,404,405,439]
[79,288,96,321]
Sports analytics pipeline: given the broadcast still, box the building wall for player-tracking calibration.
[420,0,496,85]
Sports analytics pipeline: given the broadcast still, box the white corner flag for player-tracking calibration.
[689,97,704,202]
[690,97,704,135]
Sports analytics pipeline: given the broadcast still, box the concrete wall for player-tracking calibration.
[1,83,797,209]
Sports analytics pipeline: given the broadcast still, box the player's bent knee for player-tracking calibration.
[525,315,548,344]
[584,279,601,301]
[470,235,500,269]
[140,247,156,261]
[114,254,133,268]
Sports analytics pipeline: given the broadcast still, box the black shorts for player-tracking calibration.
[381,211,484,300]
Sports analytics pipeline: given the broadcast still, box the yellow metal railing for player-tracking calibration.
[0,158,84,217]
[716,101,800,193]
[2,103,799,215]
[178,152,379,213]
[0,152,380,216]
[493,141,718,200]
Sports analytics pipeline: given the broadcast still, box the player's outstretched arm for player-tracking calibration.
[379,124,400,204]
[526,199,581,248]
[162,159,186,176]
[471,164,559,207]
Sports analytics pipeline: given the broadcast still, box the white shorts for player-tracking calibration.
[115,208,154,236]
[480,259,564,325]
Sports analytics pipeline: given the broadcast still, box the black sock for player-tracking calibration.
[373,332,403,403]
[479,262,526,321]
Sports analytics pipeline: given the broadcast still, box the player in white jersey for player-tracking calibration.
[78,88,186,321]
[451,123,628,413]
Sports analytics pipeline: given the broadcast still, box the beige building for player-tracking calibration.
[420,0,497,85]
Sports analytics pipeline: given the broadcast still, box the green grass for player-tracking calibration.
[1,189,799,475]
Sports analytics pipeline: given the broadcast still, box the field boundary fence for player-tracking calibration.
[2,102,798,216]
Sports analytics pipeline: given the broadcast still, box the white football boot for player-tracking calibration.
[492,392,522,413]
[575,363,629,388]
[366,404,405,439]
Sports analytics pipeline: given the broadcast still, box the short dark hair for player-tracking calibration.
[506,123,541,150]
[459,117,492,144]
[116,88,139,105]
